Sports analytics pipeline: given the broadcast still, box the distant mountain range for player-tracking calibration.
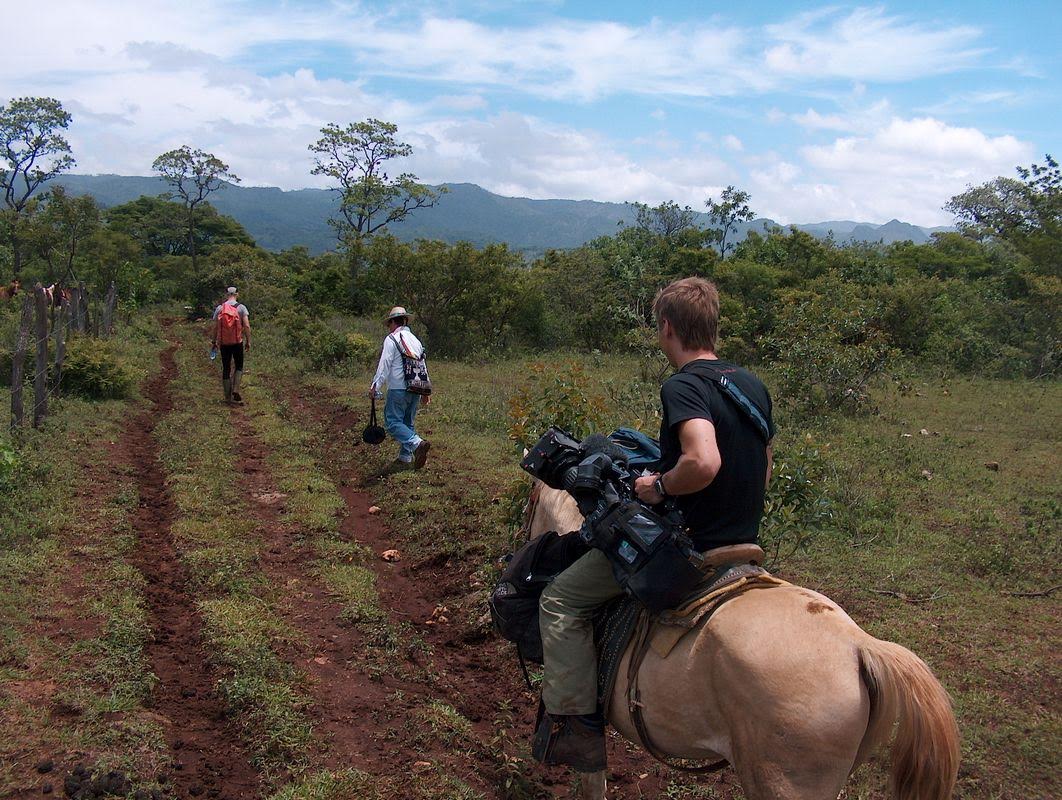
[53,174,953,257]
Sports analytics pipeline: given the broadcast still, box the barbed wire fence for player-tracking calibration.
[8,280,117,432]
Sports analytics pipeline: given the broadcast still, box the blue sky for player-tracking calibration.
[3,0,1058,225]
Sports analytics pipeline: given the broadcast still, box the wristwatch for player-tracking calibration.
[654,474,670,499]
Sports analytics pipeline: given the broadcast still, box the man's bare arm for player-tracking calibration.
[664,418,722,494]
[634,417,721,503]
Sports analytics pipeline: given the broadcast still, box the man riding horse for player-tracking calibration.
[534,276,775,771]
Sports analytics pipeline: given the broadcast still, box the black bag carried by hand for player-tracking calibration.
[362,398,387,445]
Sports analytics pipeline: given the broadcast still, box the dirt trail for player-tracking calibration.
[279,388,688,799]
[125,340,259,800]
[223,405,415,775]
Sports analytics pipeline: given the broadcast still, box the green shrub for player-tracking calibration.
[58,338,134,400]
[0,438,17,491]
[507,361,610,450]
[761,433,837,567]
[764,281,897,417]
[278,311,376,372]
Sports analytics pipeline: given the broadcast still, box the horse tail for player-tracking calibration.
[857,638,960,800]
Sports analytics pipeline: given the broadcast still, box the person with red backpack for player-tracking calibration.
[211,287,251,404]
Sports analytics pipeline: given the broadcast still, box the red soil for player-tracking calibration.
[125,341,259,800]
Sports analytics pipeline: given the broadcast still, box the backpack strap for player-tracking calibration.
[397,332,422,359]
[684,363,771,444]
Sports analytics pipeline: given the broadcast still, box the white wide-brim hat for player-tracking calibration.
[386,306,412,321]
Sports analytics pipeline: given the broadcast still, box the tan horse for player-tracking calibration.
[526,482,960,800]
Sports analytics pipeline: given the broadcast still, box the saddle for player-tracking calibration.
[593,543,787,772]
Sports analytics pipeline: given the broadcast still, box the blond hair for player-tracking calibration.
[653,277,720,351]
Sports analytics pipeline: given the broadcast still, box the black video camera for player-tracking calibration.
[520,427,704,613]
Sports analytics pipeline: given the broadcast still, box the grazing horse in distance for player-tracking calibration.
[43,283,72,308]
[0,279,20,301]
[525,480,961,800]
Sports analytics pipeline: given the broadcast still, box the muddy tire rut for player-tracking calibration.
[125,340,259,800]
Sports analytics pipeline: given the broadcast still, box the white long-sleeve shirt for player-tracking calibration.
[371,326,424,392]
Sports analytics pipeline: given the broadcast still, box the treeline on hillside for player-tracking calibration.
[1,97,1058,404]
[5,175,1058,390]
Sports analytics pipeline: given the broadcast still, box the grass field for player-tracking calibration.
[0,312,1058,800]
[281,325,1060,800]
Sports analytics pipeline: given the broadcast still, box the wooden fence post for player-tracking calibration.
[33,284,49,428]
[54,295,68,396]
[102,281,117,337]
[10,293,32,431]
[78,281,89,335]
[68,284,81,332]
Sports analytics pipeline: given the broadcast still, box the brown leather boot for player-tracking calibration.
[531,711,606,773]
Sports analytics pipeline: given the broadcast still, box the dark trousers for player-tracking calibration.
[220,343,244,379]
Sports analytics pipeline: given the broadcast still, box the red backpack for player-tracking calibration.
[217,303,243,345]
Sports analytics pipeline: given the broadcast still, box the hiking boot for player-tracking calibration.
[531,711,606,773]
[232,371,244,404]
[413,440,431,470]
[223,378,233,404]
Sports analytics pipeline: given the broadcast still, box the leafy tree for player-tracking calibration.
[105,196,189,256]
[152,146,240,273]
[705,185,754,258]
[308,119,443,262]
[0,97,75,277]
[629,200,698,241]
[359,236,539,356]
[946,155,1061,276]
[25,186,100,283]
[106,196,252,258]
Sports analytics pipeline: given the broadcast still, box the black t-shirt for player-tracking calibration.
[658,359,775,551]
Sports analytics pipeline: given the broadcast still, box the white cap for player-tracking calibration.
[226,286,238,295]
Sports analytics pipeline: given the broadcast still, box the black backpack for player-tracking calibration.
[489,532,589,664]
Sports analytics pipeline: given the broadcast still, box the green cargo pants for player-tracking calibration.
[539,549,624,715]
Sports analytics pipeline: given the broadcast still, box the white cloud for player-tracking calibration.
[780,117,1032,224]
[790,99,892,133]
[722,135,744,152]
[0,1,1039,227]
[411,112,733,207]
[764,7,988,82]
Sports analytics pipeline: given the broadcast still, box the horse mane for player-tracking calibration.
[525,479,583,540]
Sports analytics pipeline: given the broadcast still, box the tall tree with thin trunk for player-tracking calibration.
[309,119,443,270]
[151,145,240,274]
[706,185,755,258]
[0,97,75,278]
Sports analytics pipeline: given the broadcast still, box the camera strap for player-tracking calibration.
[683,362,771,444]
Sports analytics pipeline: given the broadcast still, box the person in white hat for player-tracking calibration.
[211,286,251,404]
[369,306,431,471]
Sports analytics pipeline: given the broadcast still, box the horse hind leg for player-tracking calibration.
[732,759,851,800]
[575,770,606,800]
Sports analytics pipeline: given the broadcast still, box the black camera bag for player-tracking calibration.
[489,531,589,664]
[587,501,704,614]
